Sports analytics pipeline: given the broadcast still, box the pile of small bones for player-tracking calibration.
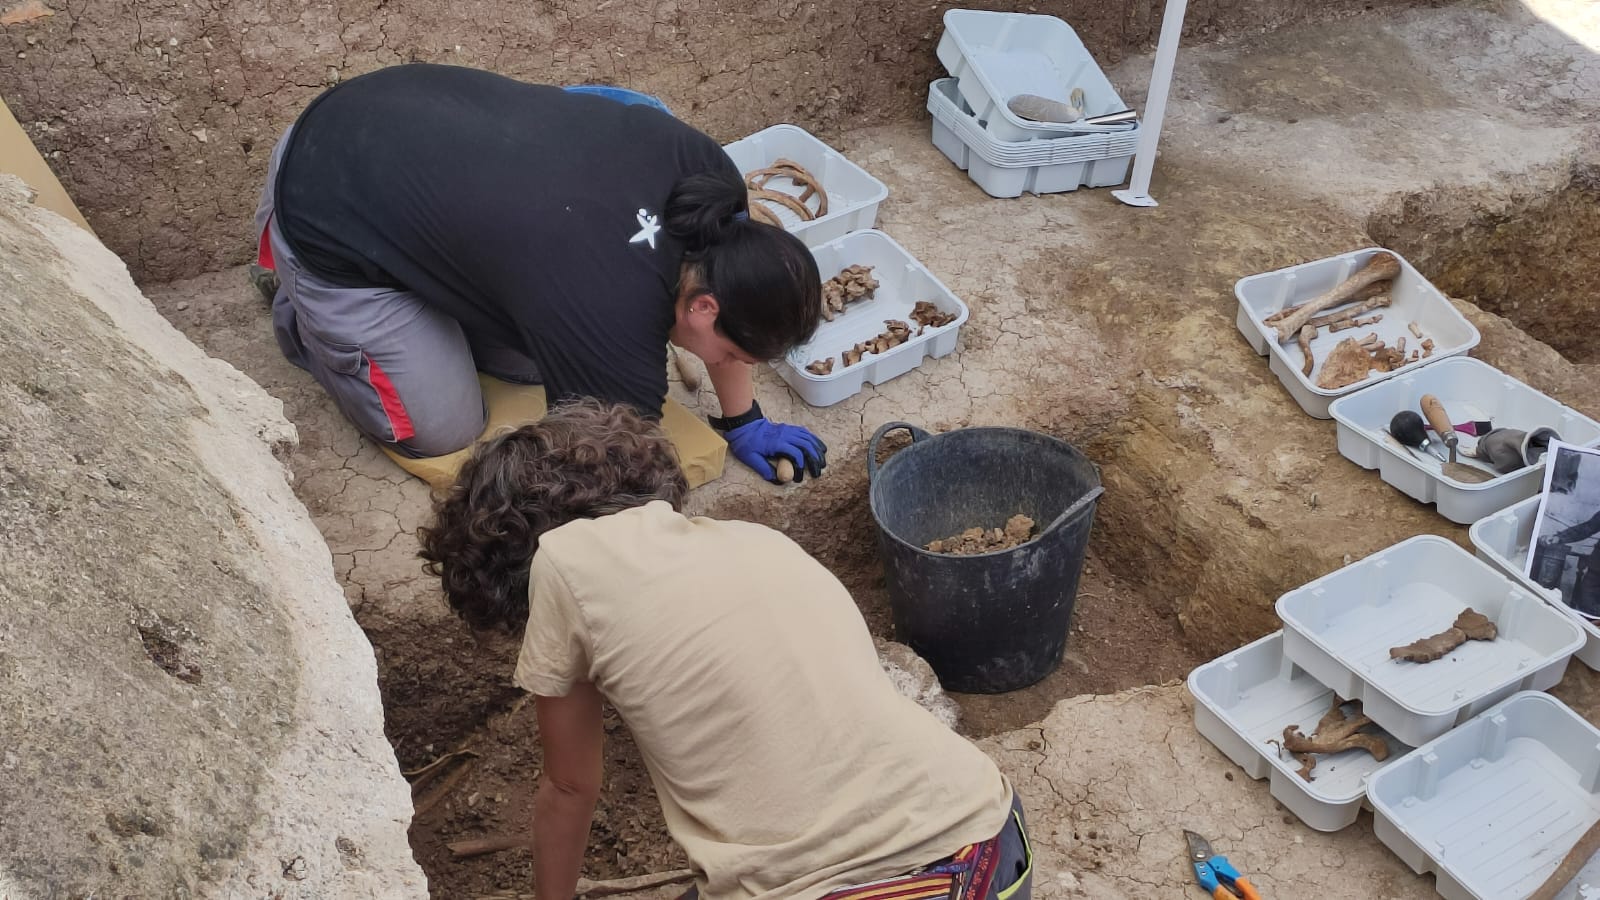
[805,299,959,374]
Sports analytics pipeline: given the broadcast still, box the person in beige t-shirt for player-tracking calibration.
[418,400,1031,900]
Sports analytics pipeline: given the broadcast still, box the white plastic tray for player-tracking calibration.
[1234,248,1480,418]
[722,124,888,248]
[935,9,1137,142]
[1471,495,1600,670]
[1189,632,1410,832]
[926,80,1140,163]
[1276,535,1585,747]
[1367,692,1600,900]
[1327,356,1600,524]
[927,79,1134,198]
[774,230,969,407]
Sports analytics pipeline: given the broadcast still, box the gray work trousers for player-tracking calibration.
[254,128,540,457]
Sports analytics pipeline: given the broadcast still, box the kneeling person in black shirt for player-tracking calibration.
[253,63,827,483]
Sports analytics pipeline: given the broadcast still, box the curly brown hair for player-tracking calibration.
[416,399,688,631]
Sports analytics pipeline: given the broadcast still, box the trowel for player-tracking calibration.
[1007,88,1087,124]
[1419,394,1497,483]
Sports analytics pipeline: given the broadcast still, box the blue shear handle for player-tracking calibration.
[1193,855,1243,892]
[1193,861,1221,892]
[1209,855,1243,884]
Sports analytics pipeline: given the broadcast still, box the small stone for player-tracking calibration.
[175,301,189,311]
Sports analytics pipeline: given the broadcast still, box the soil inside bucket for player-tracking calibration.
[926,514,1037,555]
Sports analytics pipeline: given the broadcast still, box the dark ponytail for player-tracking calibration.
[665,168,823,361]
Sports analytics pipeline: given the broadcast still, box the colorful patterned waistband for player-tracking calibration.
[820,833,1003,900]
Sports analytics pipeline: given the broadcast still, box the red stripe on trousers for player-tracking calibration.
[258,216,276,269]
[366,357,416,443]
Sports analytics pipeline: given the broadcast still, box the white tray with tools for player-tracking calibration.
[935,9,1138,142]
[1366,691,1600,900]
[774,229,969,408]
[1471,495,1600,671]
[722,125,889,248]
[1189,631,1410,832]
[1275,535,1585,747]
[926,78,1135,198]
[1234,247,1480,418]
[1327,356,1600,524]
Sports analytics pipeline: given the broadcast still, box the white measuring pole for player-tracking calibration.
[1112,0,1189,208]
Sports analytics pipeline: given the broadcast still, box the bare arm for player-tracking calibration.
[706,358,755,419]
[533,683,605,899]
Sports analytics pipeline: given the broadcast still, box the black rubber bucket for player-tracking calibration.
[868,422,1103,694]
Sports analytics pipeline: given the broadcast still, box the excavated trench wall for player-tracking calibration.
[0,0,1431,284]
[1369,159,1600,364]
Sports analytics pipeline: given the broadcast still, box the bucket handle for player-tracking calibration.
[1042,484,1105,538]
[867,421,931,483]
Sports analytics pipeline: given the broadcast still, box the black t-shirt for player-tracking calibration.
[274,63,740,415]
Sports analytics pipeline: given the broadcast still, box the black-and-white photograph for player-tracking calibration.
[1527,441,1600,619]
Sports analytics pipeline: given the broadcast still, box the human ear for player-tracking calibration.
[690,293,720,317]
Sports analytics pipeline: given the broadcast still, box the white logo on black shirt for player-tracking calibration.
[630,208,661,250]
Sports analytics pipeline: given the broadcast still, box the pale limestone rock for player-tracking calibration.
[0,176,424,897]
[877,639,961,729]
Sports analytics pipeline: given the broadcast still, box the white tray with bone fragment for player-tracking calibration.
[722,125,888,248]
[1367,691,1600,900]
[1233,247,1480,418]
[1276,535,1584,747]
[775,230,969,408]
[1327,357,1600,524]
[1189,631,1411,832]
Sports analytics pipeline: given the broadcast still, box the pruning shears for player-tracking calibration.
[1185,830,1263,900]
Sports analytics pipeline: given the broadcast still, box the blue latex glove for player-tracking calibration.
[725,418,828,483]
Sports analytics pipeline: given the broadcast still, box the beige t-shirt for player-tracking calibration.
[514,501,1012,900]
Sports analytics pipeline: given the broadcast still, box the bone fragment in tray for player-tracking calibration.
[745,158,829,223]
[821,264,878,321]
[1274,253,1402,341]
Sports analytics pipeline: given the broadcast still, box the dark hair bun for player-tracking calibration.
[664,169,748,251]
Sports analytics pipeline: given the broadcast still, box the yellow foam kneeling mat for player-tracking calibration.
[381,376,727,490]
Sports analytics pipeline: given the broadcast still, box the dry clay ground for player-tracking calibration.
[145,1,1600,896]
